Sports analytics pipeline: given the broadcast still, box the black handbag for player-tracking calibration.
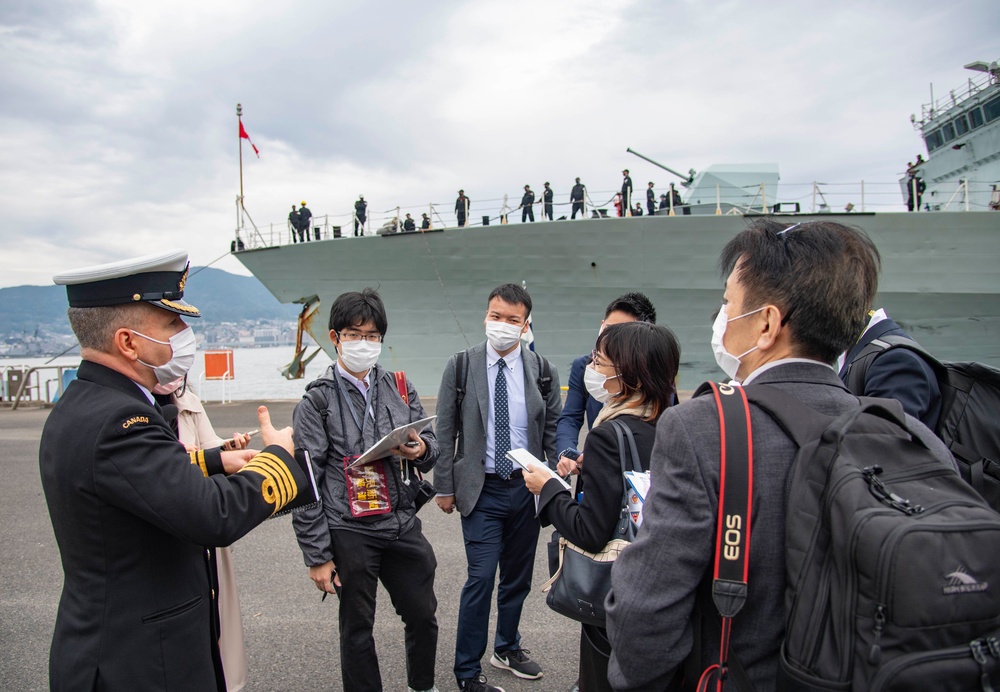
[541,419,643,627]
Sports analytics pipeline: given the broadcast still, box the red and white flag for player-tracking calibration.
[239,119,260,158]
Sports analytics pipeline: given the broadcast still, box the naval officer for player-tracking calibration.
[40,249,309,692]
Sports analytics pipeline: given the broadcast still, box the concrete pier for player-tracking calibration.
[0,399,583,691]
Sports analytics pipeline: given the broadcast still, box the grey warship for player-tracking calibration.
[234,61,1000,393]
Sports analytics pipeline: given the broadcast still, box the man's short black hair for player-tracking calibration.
[487,284,532,318]
[719,219,881,364]
[605,292,656,323]
[329,288,388,334]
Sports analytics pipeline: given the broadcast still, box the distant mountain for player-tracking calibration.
[0,267,298,336]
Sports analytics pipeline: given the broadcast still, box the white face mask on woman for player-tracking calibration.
[485,320,524,351]
[131,326,197,387]
[338,340,381,374]
[583,363,620,403]
[710,305,765,381]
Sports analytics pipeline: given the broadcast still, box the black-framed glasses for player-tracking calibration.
[337,331,384,343]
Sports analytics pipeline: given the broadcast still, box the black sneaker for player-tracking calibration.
[458,674,505,692]
[490,648,544,680]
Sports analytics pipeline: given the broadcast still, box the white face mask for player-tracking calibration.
[338,340,381,374]
[485,320,524,351]
[584,363,620,403]
[132,326,197,387]
[711,305,764,381]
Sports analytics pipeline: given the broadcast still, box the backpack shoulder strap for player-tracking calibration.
[741,384,833,447]
[393,370,409,405]
[454,350,469,410]
[303,386,330,422]
[844,334,944,395]
[533,350,552,397]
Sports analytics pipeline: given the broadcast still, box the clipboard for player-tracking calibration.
[347,415,436,468]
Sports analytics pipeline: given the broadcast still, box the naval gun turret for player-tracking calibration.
[626,148,697,187]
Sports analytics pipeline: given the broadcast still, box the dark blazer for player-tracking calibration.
[539,415,655,553]
[555,354,604,455]
[839,317,941,430]
[435,342,562,516]
[39,360,305,692]
[605,362,953,691]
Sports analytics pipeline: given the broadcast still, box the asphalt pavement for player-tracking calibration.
[0,399,582,692]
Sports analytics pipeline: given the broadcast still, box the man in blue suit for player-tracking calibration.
[435,284,562,692]
[838,308,942,430]
[555,292,657,476]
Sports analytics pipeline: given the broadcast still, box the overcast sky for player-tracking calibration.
[1,0,997,288]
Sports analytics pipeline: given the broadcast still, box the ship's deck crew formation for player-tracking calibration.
[526,321,680,692]
[40,249,309,692]
[292,288,441,692]
[434,284,562,692]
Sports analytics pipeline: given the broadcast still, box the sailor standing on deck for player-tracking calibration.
[288,204,301,244]
[647,182,656,216]
[542,182,553,221]
[520,185,535,223]
[621,169,633,215]
[40,249,309,692]
[456,190,470,227]
[355,195,368,236]
[570,178,586,219]
[298,201,313,242]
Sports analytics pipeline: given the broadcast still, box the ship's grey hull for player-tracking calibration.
[235,212,1000,393]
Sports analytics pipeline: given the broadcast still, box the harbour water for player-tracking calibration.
[0,346,337,403]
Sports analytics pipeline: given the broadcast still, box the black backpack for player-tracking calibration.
[843,335,1000,510]
[697,381,1000,691]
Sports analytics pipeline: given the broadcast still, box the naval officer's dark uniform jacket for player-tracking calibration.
[39,360,307,692]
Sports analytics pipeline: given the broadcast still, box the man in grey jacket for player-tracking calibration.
[292,288,440,692]
[606,219,949,690]
[435,283,562,692]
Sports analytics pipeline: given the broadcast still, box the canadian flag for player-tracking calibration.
[239,119,259,158]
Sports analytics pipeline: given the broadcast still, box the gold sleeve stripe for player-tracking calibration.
[241,452,298,514]
[189,450,209,477]
[252,453,296,499]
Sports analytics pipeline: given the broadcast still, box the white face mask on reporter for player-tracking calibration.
[338,340,381,374]
[583,364,620,403]
[131,326,197,387]
[710,305,765,381]
[485,320,524,351]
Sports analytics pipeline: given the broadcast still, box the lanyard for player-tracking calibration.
[334,372,380,452]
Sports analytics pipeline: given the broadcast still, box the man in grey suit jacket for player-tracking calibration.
[605,219,950,690]
[435,284,562,692]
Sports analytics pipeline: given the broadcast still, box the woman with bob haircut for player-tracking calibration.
[523,321,681,691]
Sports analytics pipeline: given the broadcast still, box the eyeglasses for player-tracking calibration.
[337,331,384,343]
[590,350,613,369]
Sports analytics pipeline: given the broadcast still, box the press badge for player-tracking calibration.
[343,455,392,517]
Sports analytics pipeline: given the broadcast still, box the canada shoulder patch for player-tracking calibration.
[118,413,151,434]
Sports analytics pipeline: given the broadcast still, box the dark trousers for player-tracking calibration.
[544,204,553,220]
[354,217,365,236]
[647,201,656,216]
[297,227,308,242]
[579,625,612,692]
[571,201,584,219]
[522,206,534,223]
[330,521,438,692]
[454,475,540,680]
[457,213,466,227]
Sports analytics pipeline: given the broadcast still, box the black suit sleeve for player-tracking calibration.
[538,423,624,553]
[865,348,941,428]
[95,404,305,548]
